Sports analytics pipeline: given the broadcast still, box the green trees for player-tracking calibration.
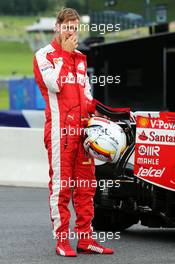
[0,0,89,15]
[0,0,49,15]
[65,0,83,14]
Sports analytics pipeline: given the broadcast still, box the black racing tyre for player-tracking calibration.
[92,206,138,231]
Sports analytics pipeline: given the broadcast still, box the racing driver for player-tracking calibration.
[33,7,130,257]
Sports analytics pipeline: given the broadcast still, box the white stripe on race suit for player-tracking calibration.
[48,91,61,239]
[36,44,63,93]
[57,246,65,256]
[84,74,93,100]
[87,245,103,253]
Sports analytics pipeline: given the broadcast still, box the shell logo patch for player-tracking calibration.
[53,57,63,64]
[137,116,149,127]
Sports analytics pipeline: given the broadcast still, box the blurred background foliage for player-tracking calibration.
[0,0,175,109]
[0,0,174,22]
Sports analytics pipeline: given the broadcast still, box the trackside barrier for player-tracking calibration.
[0,110,45,128]
[0,127,49,187]
[8,78,46,110]
[0,111,159,187]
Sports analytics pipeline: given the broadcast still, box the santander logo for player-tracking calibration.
[138,131,148,141]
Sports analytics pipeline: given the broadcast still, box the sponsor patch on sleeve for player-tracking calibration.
[40,65,53,72]
[39,61,53,72]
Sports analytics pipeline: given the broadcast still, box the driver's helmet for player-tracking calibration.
[83,117,127,163]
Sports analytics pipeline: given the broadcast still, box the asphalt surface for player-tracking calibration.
[0,186,175,264]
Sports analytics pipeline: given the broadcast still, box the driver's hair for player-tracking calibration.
[56,7,80,24]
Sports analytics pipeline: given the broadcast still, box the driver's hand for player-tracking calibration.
[61,33,78,53]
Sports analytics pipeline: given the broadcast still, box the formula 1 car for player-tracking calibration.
[92,109,175,231]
